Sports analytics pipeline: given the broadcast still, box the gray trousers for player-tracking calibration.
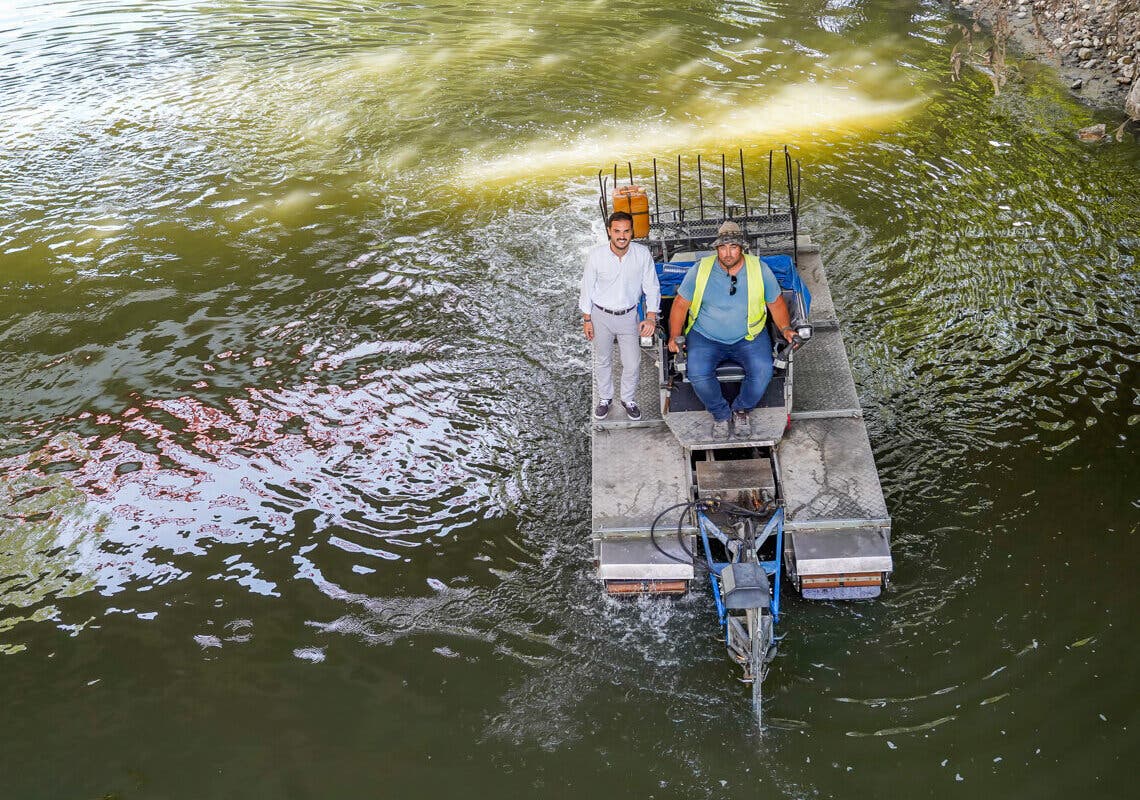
[592,306,640,404]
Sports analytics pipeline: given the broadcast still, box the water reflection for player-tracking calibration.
[1,357,513,600]
[0,1,1138,795]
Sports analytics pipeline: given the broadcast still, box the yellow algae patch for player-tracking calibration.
[535,53,566,70]
[351,50,404,77]
[429,47,455,65]
[459,82,922,184]
[382,144,421,173]
[297,110,352,142]
[638,25,683,50]
[670,57,709,78]
[271,188,320,218]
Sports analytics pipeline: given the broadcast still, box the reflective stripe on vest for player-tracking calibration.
[684,254,768,341]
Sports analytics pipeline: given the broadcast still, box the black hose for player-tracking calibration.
[648,501,698,564]
[674,502,693,560]
[647,498,776,565]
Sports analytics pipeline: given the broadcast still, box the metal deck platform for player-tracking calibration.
[590,344,664,428]
[591,422,695,583]
[663,407,787,450]
[773,246,893,596]
[788,326,861,417]
[777,417,890,528]
[591,423,691,534]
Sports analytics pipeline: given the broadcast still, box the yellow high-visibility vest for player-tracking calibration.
[684,254,767,341]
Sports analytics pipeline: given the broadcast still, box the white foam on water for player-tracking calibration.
[293,646,327,663]
[458,82,922,184]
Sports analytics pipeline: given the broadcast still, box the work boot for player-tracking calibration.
[594,399,612,420]
[710,417,730,439]
[621,401,642,421]
[733,409,753,438]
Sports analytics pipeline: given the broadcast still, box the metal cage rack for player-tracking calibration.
[598,147,802,264]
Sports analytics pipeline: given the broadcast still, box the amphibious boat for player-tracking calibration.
[588,149,893,725]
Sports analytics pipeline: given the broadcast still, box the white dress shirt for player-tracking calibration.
[578,241,661,315]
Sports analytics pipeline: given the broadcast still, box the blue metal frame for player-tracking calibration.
[697,508,784,626]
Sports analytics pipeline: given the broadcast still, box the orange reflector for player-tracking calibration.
[801,572,883,589]
[605,579,688,595]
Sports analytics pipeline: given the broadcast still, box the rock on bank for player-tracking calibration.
[954,0,1140,115]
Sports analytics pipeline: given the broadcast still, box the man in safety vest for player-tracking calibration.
[667,221,796,438]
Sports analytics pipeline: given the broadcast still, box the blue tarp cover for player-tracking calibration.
[657,260,693,297]
[759,254,811,315]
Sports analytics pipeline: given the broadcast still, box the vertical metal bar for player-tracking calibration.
[697,154,704,219]
[698,513,722,575]
[794,159,802,269]
[721,153,727,218]
[710,573,726,627]
[783,148,790,208]
[784,147,793,207]
[785,147,798,267]
[772,509,784,624]
[766,149,773,214]
[739,148,748,215]
[598,171,608,224]
[698,513,726,626]
[652,158,660,220]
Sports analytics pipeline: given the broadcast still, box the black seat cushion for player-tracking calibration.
[715,360,745,382]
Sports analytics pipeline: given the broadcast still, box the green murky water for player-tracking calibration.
[1,1,1137,797]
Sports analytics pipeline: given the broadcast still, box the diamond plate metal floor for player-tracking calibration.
[663,407,788,450]
[790,327,860,414]
[793,248,837,327]
[590,340,664,426]
[591,423,691,533]
[777,416,889,528]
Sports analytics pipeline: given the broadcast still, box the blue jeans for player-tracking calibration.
[686,329,774,421]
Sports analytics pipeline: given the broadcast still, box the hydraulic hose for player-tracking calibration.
[647,498,777,565]
[648,501,699,564]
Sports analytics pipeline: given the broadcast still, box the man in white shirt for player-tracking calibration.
[579,211,661,421]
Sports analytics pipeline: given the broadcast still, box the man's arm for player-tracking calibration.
[579,251,595,340]
[639,249,661,337]
[767,295,797,343]
[667,296,691,352]
[578,251,595,316]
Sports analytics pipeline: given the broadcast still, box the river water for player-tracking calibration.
[1,1,1137,797]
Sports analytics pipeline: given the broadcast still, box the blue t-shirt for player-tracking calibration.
[678,258,781,344]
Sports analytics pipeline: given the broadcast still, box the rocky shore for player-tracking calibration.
[953,0,1140,117]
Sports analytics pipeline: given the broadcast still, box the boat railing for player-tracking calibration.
[648,209,795,260]
[600,147,801,264]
